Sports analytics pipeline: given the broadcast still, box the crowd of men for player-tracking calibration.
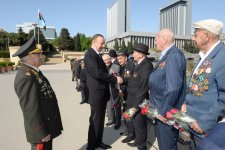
[13,18,225,150]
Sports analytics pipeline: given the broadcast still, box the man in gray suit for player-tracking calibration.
[148,29,186,150]
[70,58,78,81]
[182,19,225,144]
[102,53,121,130]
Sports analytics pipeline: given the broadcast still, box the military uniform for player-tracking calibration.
[13,36,63,150]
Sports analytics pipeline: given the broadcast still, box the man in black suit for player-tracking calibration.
[13,36,63,150]
[109,49,119,65]
[84,34,122,150]
[125,43,153,150]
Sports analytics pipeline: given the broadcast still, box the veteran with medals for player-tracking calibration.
[182,19,225,146]
[13,36,63,150]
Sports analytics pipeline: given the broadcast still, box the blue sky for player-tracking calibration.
[1,0,225,38]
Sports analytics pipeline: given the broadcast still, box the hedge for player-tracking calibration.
[0,51,10,58]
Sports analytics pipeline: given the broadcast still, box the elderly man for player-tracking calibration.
[102,53,121,130]
[125,43,153,150]
[148,29,186,150]
[13,36,63,150]
[182,19,225,144]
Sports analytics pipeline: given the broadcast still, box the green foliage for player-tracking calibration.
[58,28,74,51]
[121,39,127,50]
[127,41,133,54]
[0,62,15,67]
[133,40,138,48]
[186,60,196,82]
[80,33,91,51]
[0,31,8,50]
[75,33,82,51]
[0,51,10,58]
[183,41,199,53]
[113,40,119,51]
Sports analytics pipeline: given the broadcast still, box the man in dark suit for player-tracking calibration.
[13,36,63,150]
[117,49,135,137]
[148,29,186,150]
[125,43,153,150]
[84,34,122,150]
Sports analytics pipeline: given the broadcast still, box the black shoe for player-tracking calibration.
[80,101,85,104]
[114,124,120,130]
[121,136,134,143]
[127,142,137,147]
[105,122,114,126]
[120,131,128,136]
[97,143,112,149]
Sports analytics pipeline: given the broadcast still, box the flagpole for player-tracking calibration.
[38,9,40,44]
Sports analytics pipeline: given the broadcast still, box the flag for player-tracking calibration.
[38,9,46,30]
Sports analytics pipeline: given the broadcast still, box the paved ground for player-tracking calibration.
[0,62,190,150]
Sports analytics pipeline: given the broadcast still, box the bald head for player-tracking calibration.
[155,28,175,51]
[102,53,112,67]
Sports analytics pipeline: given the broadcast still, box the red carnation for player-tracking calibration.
[170,108,178,114]
[166,111,173,119]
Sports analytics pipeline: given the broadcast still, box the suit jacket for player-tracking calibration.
[196,122,225,150]
[186,42,225,132]
[149,45,186,116]
[126,58,153,109]
[108,63,120,100]
[84,48,117,106]
[14,64,63,143]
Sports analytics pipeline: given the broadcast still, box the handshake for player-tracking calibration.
[116,76,123,84]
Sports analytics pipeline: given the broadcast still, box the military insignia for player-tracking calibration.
[133,72,137,77]
[187,59,212,96]
[159,61,166,68]
[25,71,31,76]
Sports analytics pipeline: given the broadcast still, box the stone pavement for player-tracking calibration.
[0,62,190,150]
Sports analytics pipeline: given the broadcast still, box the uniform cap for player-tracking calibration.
[12,36,43,58]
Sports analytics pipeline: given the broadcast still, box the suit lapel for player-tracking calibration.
[153,46,174,71]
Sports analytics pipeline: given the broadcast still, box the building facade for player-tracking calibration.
[160,0,192,36]
[16,22,57,40]
[107,0,130,38]
[106,31,191,51]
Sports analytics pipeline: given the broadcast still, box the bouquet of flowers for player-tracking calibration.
[123,108,138,121]
[139,100,160,120]
[165,108,196,142]
[165,108,196,130]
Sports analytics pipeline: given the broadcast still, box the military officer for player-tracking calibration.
[13,36,63,150]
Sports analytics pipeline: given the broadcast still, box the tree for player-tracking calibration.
[113,39,119,51]
[133,40,138,48]
[80,33,91,51]
[121,39,127,50]
[58,28,74,51]
[75,33,81,51]
[127,41,133,55]
[0,30,8,50]
[18,27,28,45]
[183,41,198,53]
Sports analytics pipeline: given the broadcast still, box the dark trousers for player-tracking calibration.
[133,113,147,149]
[155,120,179,150]
[87,104,106,150]
[126,104,135,138]
[80,82,88,103]
[31,140,52,150]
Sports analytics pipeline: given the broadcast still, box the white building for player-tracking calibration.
[160,0,192,36]
[107,0,131,38]
[16,22,56,40]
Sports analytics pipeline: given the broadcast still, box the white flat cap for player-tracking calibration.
[193,19,223,35]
